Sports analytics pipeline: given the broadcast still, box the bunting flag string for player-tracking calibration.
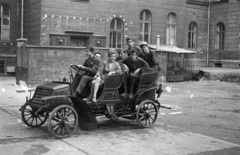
[40,14,132,45]
[42,14,110,22]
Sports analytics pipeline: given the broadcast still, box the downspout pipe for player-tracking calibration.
[21,0,24,38]
[207,0,211,67]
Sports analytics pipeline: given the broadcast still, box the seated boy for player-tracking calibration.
[74,46,101,97]
[121,48,150,99]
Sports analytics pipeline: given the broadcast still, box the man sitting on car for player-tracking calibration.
[121,48,150,99]
[74,46,101,97]
[138,41,161,71]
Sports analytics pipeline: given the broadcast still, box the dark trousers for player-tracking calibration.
[76,75,94,94]
[129,73,140,93]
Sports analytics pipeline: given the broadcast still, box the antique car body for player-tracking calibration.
[20,65,163,138]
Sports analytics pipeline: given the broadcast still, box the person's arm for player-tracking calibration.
[84,58,101,76]
[114,62,122,74]
[141,58,150,68]
[135,46,142,56]
[135,58,150,73]
[108,62,121,75]
[78,59,87,70]
[122,58,134,73]
[150,50,160,69]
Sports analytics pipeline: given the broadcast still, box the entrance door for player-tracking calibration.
[0,60,5,73]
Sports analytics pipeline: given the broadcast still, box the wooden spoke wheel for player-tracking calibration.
[136,100,158,128]
[21,103,48,127]
[48,105,78,139]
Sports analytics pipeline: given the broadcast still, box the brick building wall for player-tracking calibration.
[0,0,21,74]
[0,0,21,49]
[16,46,168,85]
[24,0,42,44]
[17,46,108,84]
[37,0,208,48]
[210,0,240,60]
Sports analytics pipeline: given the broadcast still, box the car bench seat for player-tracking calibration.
[135,71,159,101]
[97,73,125,103]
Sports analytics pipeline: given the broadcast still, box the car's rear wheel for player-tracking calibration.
[136,100,158,128]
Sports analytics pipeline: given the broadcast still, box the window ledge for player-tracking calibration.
[71,0,89,3]
[186,0,209,6]
[211,0,229,3]
[186,0,229,5]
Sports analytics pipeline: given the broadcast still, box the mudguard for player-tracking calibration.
[68,97,97,131]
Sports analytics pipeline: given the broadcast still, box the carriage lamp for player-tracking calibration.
[156,84,163,98]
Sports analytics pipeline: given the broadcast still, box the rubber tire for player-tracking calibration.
[47,105,78,139]
[21,103,48,127]
[136,100,158,128]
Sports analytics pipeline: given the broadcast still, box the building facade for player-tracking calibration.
[0,0,21,74]
[1,0,240,75]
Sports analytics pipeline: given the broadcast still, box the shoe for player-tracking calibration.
[92,97,97,102]
[83,98,91,102]
[128,92,133,99]
[121,92,128,98]
[73,91,79,97]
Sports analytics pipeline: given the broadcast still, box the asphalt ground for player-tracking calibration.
[0,70,240,155]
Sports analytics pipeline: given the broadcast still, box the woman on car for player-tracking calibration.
[84,48,121,102]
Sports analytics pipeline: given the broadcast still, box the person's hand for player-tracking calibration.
[108,72,114,75]
[134,68,141,74]
[122,64,129,72]
[94,74,100,79]
[78,65,85,70]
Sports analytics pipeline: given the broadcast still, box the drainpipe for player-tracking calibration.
[206,0,211,67]
[21,0,24,38]
[156,35,160,50]
[16,0,28,85]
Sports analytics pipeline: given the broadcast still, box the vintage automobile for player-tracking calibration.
[20,65,163,139]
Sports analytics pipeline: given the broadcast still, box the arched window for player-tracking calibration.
[188,22,197,49]
[0,4,10,41]
[166,13,177,46]
[216,23,225,49]
[110,18,124,48]
[139,10,151,43]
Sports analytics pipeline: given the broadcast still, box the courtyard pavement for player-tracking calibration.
[0,67,240,155]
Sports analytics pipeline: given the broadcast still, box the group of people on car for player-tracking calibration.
[74,37,160,102]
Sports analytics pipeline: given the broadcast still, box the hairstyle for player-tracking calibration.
[86,45,94,53]
[129,48,138,55]
[108,48,117,57]
[94,52,102,58]
[126,37,134,43]
[118,50,126,55]
[139,41,148,48]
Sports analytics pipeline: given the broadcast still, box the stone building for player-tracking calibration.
[0,0,21,74]
[0,0,240,75]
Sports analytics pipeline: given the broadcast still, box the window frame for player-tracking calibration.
[0,4,10,41]
[139,10,152,43]
[216,23,225,50]
[109,18,124,49]
[166,13,177,46]
[188,22,198,49]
